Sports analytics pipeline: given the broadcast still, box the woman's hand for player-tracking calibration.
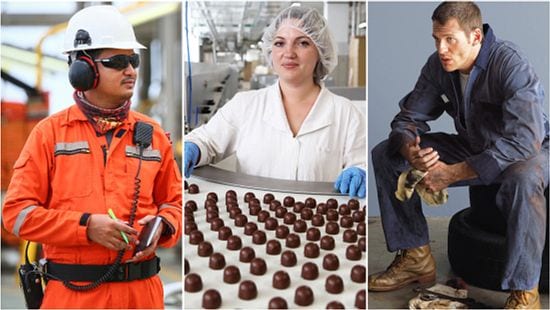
[334,167,366,198]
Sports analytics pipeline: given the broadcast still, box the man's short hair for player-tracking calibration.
[432,1,482,34]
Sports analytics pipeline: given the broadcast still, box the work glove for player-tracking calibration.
[334,167,366,198]
[184,142,200,178]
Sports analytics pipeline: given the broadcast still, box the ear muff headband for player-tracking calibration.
[68,53,99,91]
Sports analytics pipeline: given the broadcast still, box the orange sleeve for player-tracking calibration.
[153,131,182,248]
[2,122,92,247]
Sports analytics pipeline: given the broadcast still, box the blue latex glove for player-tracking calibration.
[184,142,200,178]
[334,167,366,198]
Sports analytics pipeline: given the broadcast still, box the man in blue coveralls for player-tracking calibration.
[368,2,549,308]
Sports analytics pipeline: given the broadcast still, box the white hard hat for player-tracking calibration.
[63,5,146,54]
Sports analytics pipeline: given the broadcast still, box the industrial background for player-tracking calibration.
[1,1,183,308]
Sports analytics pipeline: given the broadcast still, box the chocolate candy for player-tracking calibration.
[210,218,223,231]
[209,252,226,269]
[294,285,314,306]
[304,242,320,258]
[227,235,242,250]
[206,211,218,223]
[338,204,351,216]
[326,301,345,309]
[244,222,258,235]
[322,253,340,270]
[283,196,295,207]
[206,192,218,202]
[357,221,366,235]
[265,217,278,230]
[343,229,358,243]
[306,227,321,241]
[352,210,365,222]
[281,250,297,267]
[346,245,362,260]
[325,274,344,294]
[188,183,199,194]
[244,192,255,203]
[358,237,366,252]
[185,222,197,235]
[325,222,340,235]
[268,297,287,309]
[312,214,325,226]
[239,247,255,263]
[301,262,319,280]
[189,230,204,244]
[300,208,313,220]
[320,235,335,250]
[293,219,307,233]
[340,216,353,228]
[276,225,290,239]
[250,258,267,275]
[283,212,296,224]
[257,210,270,222]
[185,200,197,211]
[304,197,316,209]
[225,189,237,199]
[198,241,213,257]
[249,204,261,215]
[263,193,275,204]
[218,226,232,240]
[228,207,242,219]
[293,202,305,213]
[275,206,288,218]
[326,209,339,221]
[351,265,366,283]
[206,205,219,213]
[269,200,282,211]
[202,289,222,309]
[252,230,267,244]
[234,214,247,227]
[285,233,300,248]
[204,198,217,209]
[184,180,188,190]
[184,214,194,224]
[184,258,189,275]
[247,197,259,208]
[326,198,338,209]
[238,280,257,300]
[316,203,327,214]
[272,270,291,289]
[355,289,366,309]
[266,239,282,255]
[184,273,202,292]
[348,198,360,210]
[223,265,241,284]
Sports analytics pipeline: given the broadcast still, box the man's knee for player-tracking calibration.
[371,140,391,167]
[501,161,546,192]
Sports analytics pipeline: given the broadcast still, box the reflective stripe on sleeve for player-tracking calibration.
[13,205,37,237]
[158,203,178,211]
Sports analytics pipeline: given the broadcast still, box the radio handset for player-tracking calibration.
[133,121,154,153]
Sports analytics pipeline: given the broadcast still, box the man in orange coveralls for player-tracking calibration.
[2,5,182,309]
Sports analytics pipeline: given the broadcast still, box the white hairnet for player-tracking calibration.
[261,6,338,84]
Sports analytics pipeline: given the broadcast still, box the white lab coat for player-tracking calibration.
[186,81,366,182]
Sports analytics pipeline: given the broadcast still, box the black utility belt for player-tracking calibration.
[45,256,160,282]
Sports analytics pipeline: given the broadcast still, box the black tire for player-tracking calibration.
[448,208,548,293]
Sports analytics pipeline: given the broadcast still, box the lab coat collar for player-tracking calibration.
[263,80,333,137]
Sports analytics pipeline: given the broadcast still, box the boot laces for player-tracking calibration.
[386,250,411,274]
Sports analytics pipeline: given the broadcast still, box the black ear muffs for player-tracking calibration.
[68,54,99,91]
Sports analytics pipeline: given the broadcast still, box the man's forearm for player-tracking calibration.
[449,161,478,183]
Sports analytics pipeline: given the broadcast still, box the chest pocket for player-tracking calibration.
[125,146,162,201]
[52,141,93,200]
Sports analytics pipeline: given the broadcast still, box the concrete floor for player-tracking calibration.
[368,217,549,309]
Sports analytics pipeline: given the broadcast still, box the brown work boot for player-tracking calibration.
[504,287,540,309]
[368,244,436,292]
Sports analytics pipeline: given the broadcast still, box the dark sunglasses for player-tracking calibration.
[94,53,140,70]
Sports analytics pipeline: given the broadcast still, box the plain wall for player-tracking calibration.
[368,2,550,216]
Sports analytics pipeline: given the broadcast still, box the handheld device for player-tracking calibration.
[18,241,44,309]
[134,216,163,255]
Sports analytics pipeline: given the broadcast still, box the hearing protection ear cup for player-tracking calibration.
[68,55,99,91]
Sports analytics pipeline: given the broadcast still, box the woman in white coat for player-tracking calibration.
[185,6,366,198]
